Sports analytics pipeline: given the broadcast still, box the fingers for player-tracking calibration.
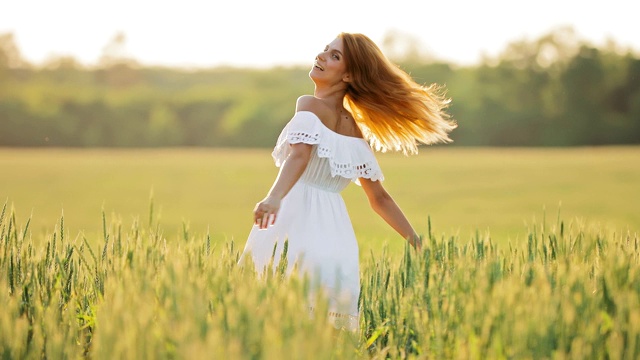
[253,210,265,227]
[253,204,277,229]
[253,204,265,225]
[256,213,275,229]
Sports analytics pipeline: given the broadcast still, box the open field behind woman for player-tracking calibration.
[1,146,638,254]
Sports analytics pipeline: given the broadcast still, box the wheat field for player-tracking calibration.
[1,147,639,358]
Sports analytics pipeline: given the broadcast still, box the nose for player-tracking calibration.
[316,51,326,61]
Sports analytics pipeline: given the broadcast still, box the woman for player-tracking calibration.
[238,32,456,331]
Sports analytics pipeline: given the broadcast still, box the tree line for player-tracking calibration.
[1,27,638,148]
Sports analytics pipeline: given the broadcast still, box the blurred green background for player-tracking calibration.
[1,27,638,148]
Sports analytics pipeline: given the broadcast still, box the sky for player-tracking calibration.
[1,0,638,68]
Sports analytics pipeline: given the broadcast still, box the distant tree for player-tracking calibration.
[606,57,640,142]
[0,33,28,69]
[557,46,607,144]
[148,103,183,146]
[0,32,30,84]
[494,26,580,71]
[174,101,231,146]
[96,32,140,87]
[98,32,135,67]
[381,29,436,64]
[43,55,83,70]
[42,55,84,83]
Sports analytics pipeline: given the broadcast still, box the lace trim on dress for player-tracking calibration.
[289,131,320,143]
[272,111,384,183]
[327,159,381,180]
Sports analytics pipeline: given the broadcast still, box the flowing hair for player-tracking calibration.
[339,32,457,155]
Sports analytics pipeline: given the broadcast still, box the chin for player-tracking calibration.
[308,68,320,81]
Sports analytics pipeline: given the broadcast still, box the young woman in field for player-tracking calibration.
[238,32,456,331]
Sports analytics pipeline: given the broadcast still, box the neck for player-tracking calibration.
[313,85,347,108]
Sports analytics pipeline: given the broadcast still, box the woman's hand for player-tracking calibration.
[253,196,281,229]
[251,142,312,230]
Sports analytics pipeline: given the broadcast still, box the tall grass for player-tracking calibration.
[1,200,639,359]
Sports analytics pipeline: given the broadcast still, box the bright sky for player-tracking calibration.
[1,0,637,68]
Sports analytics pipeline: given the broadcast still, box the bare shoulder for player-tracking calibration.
[295,95,318,111]
[296,95,326,114]
[295,95,333,125]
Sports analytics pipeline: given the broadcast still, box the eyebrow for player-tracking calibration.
[327,47,344,57]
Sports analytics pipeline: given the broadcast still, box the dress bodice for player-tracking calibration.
[271,111,384,193]
[299,148,353,192]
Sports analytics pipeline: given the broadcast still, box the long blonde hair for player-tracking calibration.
[339,32,457,155]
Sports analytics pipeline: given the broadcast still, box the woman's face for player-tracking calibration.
[309,37,349,86]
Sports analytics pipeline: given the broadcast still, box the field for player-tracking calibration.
[1,147,640,358]
[1,147,638,254]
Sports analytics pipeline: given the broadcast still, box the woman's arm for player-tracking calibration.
[359,178,422,249]
[254,142,313,229]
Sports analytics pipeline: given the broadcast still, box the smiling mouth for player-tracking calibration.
[314,62,324,71]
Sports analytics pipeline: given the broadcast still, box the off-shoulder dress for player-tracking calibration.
[238,111,384,331]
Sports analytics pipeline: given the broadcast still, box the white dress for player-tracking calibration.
[239,111,384,331]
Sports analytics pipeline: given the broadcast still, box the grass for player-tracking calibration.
[1,201,639,359]
[1,146,639,358]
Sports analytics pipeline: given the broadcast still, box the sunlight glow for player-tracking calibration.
[1,0,637,68]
